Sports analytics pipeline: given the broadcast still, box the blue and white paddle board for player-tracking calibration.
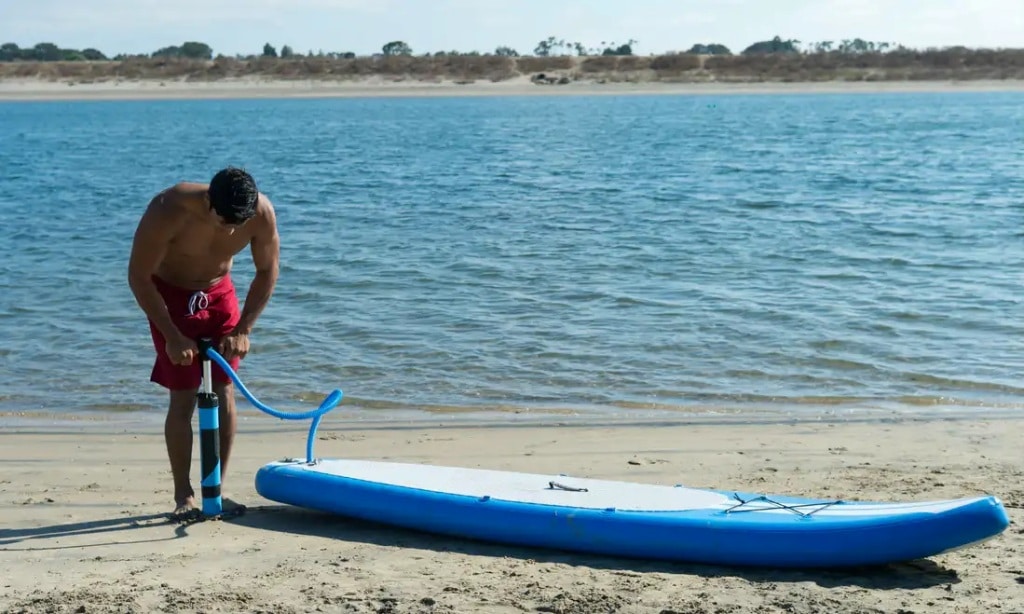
[254,458,1009,568]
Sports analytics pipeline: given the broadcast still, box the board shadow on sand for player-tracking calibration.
[226,503,963,590]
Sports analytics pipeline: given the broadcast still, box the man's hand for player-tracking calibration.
[165,333,199,366]
[219,330,250,361]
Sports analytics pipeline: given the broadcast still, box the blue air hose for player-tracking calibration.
[204,347,343,464]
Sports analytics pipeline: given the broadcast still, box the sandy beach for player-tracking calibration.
[2,76,1024,101]
[1,412,1021,613]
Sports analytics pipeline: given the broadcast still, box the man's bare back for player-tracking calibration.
[127,167,280,517]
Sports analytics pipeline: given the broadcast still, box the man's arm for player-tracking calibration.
[127,192,184,340]
[234,196,280,335]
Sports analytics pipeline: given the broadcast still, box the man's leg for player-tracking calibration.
[212,381,237,482]
[165,388,199,514]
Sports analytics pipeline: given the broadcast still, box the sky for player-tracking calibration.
[2,0,1021,58]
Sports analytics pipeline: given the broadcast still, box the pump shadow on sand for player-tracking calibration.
[0,512,190,551]
[0,497,251,552]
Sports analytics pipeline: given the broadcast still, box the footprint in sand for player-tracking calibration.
[628,457,669,466]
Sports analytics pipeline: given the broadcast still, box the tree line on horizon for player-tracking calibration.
[1,35,995,64]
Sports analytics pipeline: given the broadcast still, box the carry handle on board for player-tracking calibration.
[195,337,344,518]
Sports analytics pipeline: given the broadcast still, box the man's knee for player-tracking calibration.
[167,388,198,421]
[213,382,236,409]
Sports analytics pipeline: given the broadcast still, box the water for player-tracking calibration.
[1,91,1023,424]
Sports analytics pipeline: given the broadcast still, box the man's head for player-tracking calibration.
[208,166,259,225]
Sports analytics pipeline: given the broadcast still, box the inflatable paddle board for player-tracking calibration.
[199,347,1008,568]
[255,458,1009,568]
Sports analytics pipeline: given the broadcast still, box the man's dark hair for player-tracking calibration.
[208,166,259,224]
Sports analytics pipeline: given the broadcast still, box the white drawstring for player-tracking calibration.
[187,291,209,316]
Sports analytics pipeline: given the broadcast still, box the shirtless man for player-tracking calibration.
[127,167,280,516]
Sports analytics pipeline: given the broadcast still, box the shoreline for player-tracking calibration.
[4,401,1024,435]
[1,416,1021,613]
[3,76,1024,101]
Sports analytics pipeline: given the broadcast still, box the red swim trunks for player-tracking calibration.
[149,274,242,390]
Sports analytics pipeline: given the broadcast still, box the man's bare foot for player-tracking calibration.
[172,494,197,517]
[222,497,247,516]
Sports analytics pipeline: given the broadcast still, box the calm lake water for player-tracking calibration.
[1,90,1022,424]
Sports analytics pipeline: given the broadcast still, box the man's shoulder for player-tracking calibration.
[166,181,209,200]
[145,183,202,223]
[256,192,277,221]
